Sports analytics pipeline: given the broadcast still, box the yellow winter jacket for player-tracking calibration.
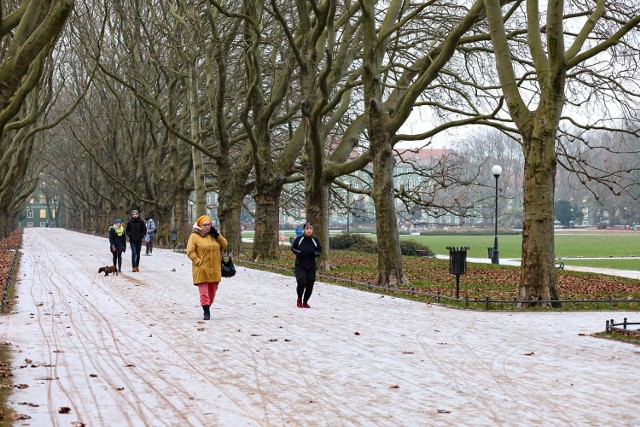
[186,227,228,284]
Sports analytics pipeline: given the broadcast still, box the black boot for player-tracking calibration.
[202,305,210,320]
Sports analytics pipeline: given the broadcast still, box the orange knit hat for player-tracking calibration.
[196,215,212,227]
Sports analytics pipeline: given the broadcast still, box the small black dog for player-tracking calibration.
[98,266,118,276]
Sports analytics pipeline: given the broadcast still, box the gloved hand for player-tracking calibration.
[111,245,116,253]
[210,226,220,238]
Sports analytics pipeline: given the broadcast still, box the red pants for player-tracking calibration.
[198,282,219,306]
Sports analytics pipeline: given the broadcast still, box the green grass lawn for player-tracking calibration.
[244,230,640,269]
[401,233,640,265]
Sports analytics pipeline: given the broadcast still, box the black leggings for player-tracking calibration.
[112,251,123,270]
[295,265,316,303]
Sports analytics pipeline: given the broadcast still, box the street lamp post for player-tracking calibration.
[491,165,502,265]
[346,187,350,234]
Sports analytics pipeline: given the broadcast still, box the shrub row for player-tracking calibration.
[329,233,434,257]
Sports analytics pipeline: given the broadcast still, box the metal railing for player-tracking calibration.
[606,318,640,336]
[237,259,640,311]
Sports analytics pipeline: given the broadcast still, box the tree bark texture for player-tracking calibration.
[252,190,281,261]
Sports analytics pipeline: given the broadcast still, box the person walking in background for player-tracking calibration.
[126,210,147,272]
[290,222,322,308]
[187,215,228,320]
[108,219,126,272]
[144,215,157,255]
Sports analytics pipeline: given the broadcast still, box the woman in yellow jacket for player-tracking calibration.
[187,215,228,320]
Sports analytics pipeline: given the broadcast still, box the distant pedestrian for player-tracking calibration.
[108,219,126,272]
[144,215,157,255]
[125,210,147,272]
[290,221,322,308]
[186,215,228,320]
[295,225,303,237]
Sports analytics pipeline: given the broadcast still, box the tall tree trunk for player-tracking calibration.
[173,190,191,245]
[518,113,561,307]
[371,127,407,288]
[361,0,407,288]
[218,146,253,255]
[219,202,242,254]
[304,167,331,270]
[302,106,331,269]
[252,189,281,261]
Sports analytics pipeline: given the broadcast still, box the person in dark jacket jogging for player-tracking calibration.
[290,222,322,308]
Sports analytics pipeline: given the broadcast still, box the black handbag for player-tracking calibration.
[221,252,236,278]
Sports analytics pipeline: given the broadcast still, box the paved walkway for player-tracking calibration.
[1,229,639,426]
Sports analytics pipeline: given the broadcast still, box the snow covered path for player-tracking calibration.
[2,228,639,426]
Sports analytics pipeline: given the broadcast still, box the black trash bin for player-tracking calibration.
[447,246,470,299]
[487,247,494,260]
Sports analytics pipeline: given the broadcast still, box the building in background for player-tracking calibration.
[18,190,58,228]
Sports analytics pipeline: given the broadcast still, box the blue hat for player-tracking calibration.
[115,219,122,224]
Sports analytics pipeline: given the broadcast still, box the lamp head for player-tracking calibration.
[491,165,502,178]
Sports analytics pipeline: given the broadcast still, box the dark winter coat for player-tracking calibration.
[291,234,322,268]
[109,225,127,253]
[126,217,147,243]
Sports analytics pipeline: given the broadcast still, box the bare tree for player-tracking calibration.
[485,0,640,306]
[0,0,74,234]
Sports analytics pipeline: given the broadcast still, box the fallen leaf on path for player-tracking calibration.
[390,384,399,389]
[89,374,98,378]
[10,413,30,420]
[354,331,360,335]
[524,352,535,356]
[17,402,39,407]
[58,407,71,414]
[14,384,29,389]
[437,409,451,414]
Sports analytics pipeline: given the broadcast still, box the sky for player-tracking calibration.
[2,228,639,426]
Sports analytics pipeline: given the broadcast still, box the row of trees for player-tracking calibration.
[1,0,639,307]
